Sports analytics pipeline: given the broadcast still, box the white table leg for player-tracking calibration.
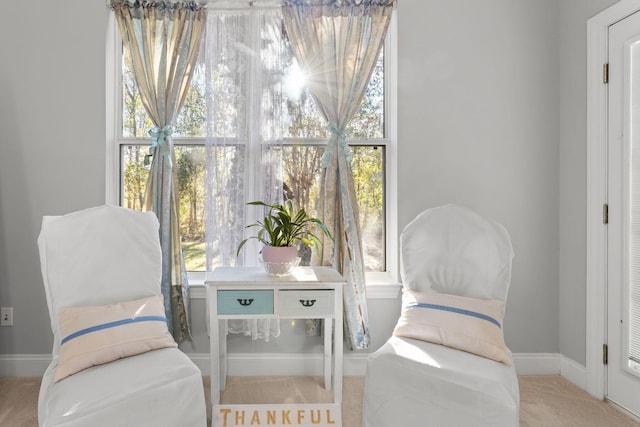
[220,319,227,390]
[334,287,343,404]
[209,288,220,405]
[324,317,331,390]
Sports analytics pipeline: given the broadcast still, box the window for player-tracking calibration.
[109,13,397,286]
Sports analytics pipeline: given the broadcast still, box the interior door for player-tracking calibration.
[607,10,640,417]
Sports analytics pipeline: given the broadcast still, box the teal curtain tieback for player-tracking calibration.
[149,126,173,148]
[322,125,352,168]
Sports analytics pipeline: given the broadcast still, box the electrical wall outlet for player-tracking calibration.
[0,307,13,326]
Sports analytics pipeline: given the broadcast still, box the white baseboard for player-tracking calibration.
[0,354,51,377]
[512,352,562,375]
[0,352,587,389]
[560,354,587,390]
[188,352,370,377]
[510,353,586,390]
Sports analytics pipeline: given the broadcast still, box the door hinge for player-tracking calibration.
[603,203,609,224]
[604,63,609,84]
[603,344,609,365]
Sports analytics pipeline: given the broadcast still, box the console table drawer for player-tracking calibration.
[217,290,274,315]
[278,290,334,317]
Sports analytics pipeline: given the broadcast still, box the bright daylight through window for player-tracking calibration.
[117,24,389,275]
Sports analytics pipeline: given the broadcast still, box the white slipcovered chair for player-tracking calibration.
[363,204,520,427]
[37,205,207,427]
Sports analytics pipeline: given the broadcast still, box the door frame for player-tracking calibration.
[587,0,640,400]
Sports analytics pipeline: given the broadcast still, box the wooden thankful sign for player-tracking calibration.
[213,404,342,427]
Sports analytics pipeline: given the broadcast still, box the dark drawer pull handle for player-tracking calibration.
[237,298,254,306]
[299,299,316,307]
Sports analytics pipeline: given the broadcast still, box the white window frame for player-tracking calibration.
[105,12,400,299]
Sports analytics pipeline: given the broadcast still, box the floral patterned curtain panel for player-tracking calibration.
[110,0,206,342]
[282,0,395,350]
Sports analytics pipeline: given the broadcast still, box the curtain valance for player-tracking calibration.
[110,0,207,8]
[283,0,396,12]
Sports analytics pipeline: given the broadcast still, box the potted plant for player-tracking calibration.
[236,200,332,276]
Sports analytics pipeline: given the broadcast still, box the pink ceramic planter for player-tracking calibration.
[260,246,300,276]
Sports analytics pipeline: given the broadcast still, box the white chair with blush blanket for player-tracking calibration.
[37,205,207,427]
[363,204,520,427]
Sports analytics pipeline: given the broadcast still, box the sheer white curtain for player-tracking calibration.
[204,5,285,341]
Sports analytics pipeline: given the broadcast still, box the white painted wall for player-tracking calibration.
[0,0,601,369]
[398,0,560,354]
[0,0,108,355]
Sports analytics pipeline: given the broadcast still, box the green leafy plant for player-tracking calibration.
[236,200,332,256]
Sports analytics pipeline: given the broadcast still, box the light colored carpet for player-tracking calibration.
[0,377,40,427]
[518,375,640,427]
[1,375,639,426]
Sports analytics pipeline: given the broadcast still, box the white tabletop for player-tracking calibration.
[207,266,346,285]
